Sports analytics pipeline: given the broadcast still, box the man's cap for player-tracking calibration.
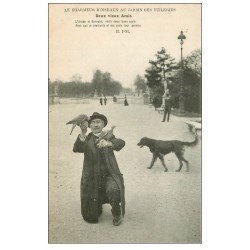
[88,112,108,127]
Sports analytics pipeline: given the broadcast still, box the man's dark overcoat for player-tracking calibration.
[73,133,125,223]
[164,97,172,111]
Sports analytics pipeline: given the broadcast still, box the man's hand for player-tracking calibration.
[78,121,88,141]
[96,139,113,148]
[79,121,88,135]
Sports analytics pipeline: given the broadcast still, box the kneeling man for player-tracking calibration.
[73,112,125,226]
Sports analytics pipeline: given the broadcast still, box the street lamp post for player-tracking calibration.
[160,68,169,109]
[159,47,169,109]
[178,31,186,113]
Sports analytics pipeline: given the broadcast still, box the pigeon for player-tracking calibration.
[95,126,116,144]
[66,114,89,135]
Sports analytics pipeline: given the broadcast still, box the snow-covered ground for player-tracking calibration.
[49,99,201,243]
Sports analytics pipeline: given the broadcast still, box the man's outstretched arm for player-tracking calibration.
[73,121,88,153]
[109,135,125,151]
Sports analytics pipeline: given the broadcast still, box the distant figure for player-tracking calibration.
[104,97,107,105]
[100,97,103,106]
[162,94,172,122]
[124,97,129,106]
[113,96,117,102]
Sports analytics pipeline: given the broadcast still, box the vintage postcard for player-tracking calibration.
[49,3,201,243]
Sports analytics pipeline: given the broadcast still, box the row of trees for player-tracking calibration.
[178,49,201,113]
[134,47,201,113]
[91,70,123,96]
[133,75,147,95]
[49,70,123,97]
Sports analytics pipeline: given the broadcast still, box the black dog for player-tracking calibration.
[137,127,198,172]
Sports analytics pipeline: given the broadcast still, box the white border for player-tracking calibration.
[1,0,250,249]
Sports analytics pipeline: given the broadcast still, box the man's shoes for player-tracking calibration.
[112,216,123,226]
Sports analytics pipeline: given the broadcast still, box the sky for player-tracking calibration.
[49,3,201,88]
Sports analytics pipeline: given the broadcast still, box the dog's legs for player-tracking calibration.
[175,153,183,172]
[181,157,189,172]
[147,153,158,169]
[176,159,183,172]
[175,153,189,172]
[157,153,168,172]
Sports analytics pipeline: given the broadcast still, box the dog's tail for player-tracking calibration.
[183,124,199,147]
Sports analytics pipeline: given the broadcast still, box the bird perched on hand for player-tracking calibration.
[66,114,89,135]
[95,125,116,144]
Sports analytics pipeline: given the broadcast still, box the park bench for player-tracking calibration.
[184,120,202,131]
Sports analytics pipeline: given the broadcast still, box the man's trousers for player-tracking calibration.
[98,175,121,218]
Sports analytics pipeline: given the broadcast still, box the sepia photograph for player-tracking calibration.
[49,3,201,243]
